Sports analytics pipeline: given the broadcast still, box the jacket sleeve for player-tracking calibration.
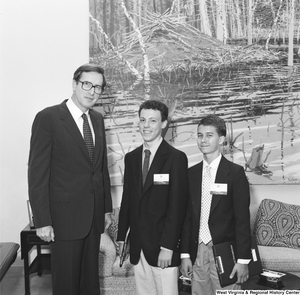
[28,111,53,228]
[159,151,189,251]
[100,114,112,214]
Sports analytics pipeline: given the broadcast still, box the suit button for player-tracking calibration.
[90,190,95,193]
[92,172,95,175]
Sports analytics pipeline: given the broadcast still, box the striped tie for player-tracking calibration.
[142,149,151,185]
[82,113,94,163]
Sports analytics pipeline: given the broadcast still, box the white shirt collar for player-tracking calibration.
[203,154,222,171]
[66,98,90,120]
[143,137,163,157]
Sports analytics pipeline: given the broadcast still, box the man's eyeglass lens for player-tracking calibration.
[79,81,102,94]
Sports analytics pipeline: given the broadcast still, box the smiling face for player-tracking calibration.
[197,124,225,162]
[71,71,103,112]
[139,109,167,148]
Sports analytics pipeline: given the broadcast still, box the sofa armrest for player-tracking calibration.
[99,231,117,277]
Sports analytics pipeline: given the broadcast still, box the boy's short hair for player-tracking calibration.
[138,100,168,122]
[198,115,227,137]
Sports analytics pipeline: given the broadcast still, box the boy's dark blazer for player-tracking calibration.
[28,100,112,240]
[181,155,252,263]
[117,140,188,267]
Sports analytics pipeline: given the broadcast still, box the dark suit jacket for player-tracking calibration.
[28,100,112,240]
[181,155,251,263]
[117,140,188,267]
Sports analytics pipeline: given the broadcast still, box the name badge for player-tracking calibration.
[211,183,227,195]
[154,174,169,185]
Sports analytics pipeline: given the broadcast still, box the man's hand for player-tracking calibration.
[180,258,193,278]
[157,249,173,269]
[36,226,55,242]
[230,263,249,284]
[104,213,112,230]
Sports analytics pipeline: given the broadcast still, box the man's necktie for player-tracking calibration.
[142,149,151,185]
[82,113,94,163]
[199,165,212,244]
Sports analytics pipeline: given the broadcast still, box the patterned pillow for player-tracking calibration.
[107,207,120,253]
[254,199,300,249]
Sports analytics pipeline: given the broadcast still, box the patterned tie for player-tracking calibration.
[199,165,212,244]
[82,113,94,163]
[142,149,151,185]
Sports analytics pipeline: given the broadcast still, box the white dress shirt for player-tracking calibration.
[66,99,95,144]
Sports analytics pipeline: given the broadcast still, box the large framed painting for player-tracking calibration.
[89,0,300,185]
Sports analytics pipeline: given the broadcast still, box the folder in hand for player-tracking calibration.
[212,235,262,287]
[119,230,130,267]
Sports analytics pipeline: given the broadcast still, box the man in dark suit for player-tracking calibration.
[117,100,188,295]
[28,63,112,295]
[181,114,252,294]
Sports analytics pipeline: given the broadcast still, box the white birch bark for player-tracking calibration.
[120,0,150,97]
[89,13,142,81]
[288,0,294,66]
[199,0,212,36]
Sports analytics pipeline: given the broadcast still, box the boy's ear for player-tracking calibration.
[219,135,225,145]
[162,120,168,129]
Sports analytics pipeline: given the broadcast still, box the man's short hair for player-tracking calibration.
[138,100,168,122]
[198,114,227,137]
[73,63,106,92]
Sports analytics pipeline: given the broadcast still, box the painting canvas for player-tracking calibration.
[89,0,300,185]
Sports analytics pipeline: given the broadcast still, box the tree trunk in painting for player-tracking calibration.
[110,0,116,46]
[199,0,212,36]
[248,0,253,45]
[103,0,107,45]
[125,0,130,34]
[288,0,294,66]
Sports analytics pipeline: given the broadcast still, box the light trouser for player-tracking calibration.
[192,241,240,295]
[134,250,179,295]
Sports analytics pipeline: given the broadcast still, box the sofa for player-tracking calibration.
[250,198,300,277]
[98,198,300,294]
[99,207,136,295]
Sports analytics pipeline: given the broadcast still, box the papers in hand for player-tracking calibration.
[212,236,262,287]
[119,230,130,267]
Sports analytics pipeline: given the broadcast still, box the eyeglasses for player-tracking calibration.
[78,81,102,94]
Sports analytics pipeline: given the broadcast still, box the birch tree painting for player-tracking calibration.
[89,0,300,186]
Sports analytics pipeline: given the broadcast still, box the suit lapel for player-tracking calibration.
[210,156,230,214]
[190,162,203,221]
[59,100,93,163]
[59,101,89,159]
[90,110,103,166]
[132,145,143,194]
[142,140,168,195]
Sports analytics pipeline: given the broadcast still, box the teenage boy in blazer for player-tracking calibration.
[181,114,252,295]
[28,64,112,295]
[117,100,188,295]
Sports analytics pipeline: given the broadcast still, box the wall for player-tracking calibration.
[0,0,89,243]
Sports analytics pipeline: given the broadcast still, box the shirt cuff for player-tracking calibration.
[160,246,172,252]
[180,253,190,259]
[237,259,251,264]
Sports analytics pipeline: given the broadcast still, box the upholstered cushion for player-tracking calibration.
[254,199,300,249]
[258,245,300,273]
[112,256,135,277]
[107,207,120,253]
[99,232,117,277]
